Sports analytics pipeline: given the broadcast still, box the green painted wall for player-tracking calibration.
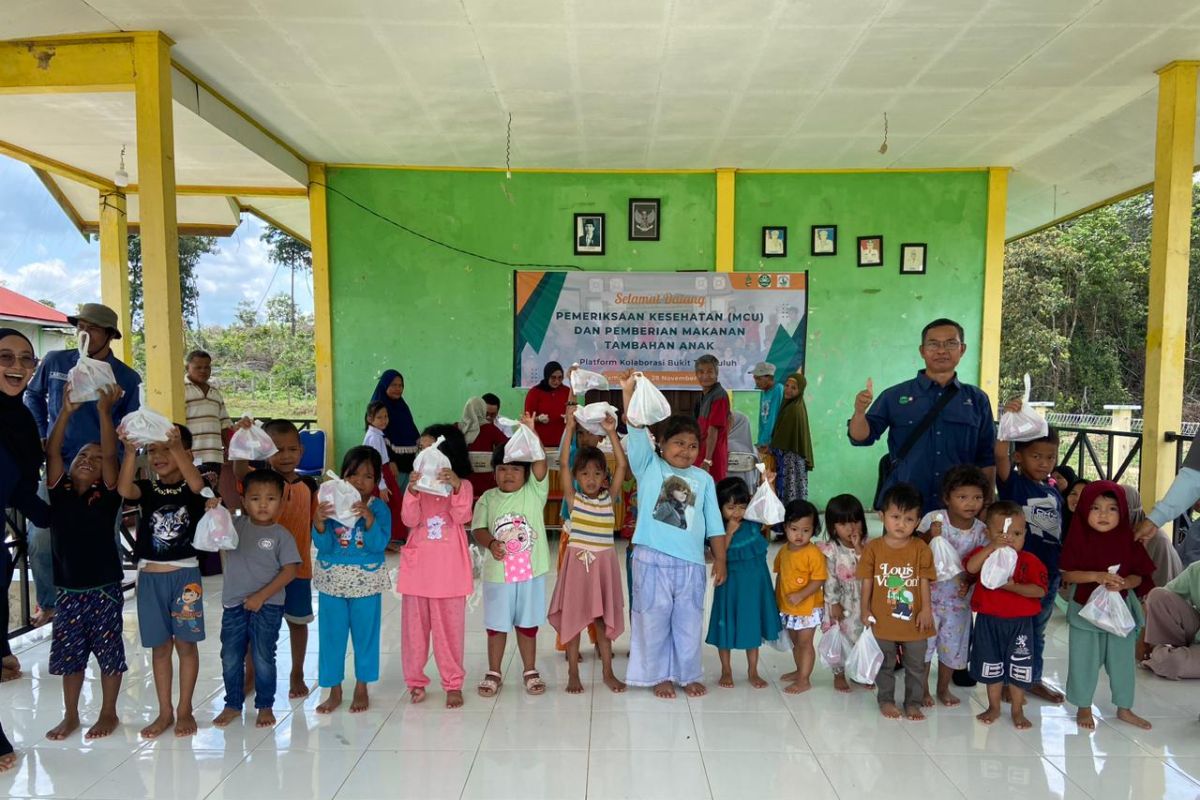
[327,168,989,508]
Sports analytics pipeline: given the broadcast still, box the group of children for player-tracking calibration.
[26,369,1161,748]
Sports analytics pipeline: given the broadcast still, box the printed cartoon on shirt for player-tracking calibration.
[150,505,191,554]
[494,512,536,583]
[875,562,917,621]
[335,523,363,549]
[1023,497,1062,544]
[171,582,203,633]
[426,515,446,541]
[652,475,698,531]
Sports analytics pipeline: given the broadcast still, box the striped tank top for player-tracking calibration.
[566,491,615,550]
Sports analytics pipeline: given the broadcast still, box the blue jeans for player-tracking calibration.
[1032,572,1062,684]
[26,478,55,612]
[220,603,284,710]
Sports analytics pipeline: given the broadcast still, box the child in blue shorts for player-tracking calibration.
[119,423,211,739]
[44,383,126,742]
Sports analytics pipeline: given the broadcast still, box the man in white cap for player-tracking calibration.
[749,362,784,458]
[23,302,141,624]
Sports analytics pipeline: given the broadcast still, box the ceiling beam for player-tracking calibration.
[0,32,153,94]
[29,166,88,241]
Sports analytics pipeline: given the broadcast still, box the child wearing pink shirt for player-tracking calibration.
[398,425,475,709]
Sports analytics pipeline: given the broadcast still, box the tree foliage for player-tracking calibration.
[127,233,218,330]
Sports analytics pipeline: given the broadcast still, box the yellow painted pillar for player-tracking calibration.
[98,190,132,364]
[309,163,335,464]
[715,168,735,273]
[979,167,1009,413]
[131,32,184,421]
[1142,61,1199,506]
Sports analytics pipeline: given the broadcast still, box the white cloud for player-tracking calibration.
[0,258,100,312]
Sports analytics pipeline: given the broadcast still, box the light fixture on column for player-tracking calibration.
[114,145,129,188]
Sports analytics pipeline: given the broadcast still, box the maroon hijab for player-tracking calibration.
[1059,480,1156,604]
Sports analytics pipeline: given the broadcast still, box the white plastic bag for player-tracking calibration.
[65,331,116,403]
[317,470,362,528]
[228,420,278,461]
[570,364,608,395]
[998,374,1049,442]
[745,464,785,525]
[503,423,546,463]
[494,416,521,437]
[626,372,672,427]
[1079,565,1137,637]
[930,516,964,582]
[981,545,1018,590]
[193,504,238,552]
[118,407,174,446]
[574,401,617,436]
[846,621,884,684]
[818,626,851,671]
[413,435,452,496]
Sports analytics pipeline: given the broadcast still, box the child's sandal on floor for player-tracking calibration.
[523,669,546,695]
[477,671,502,697]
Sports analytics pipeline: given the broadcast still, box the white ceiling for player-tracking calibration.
[3,0,1200,238]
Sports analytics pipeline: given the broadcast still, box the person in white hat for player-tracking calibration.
[749,362,783,459]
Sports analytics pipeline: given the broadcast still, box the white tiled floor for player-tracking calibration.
[2,538,1200,799]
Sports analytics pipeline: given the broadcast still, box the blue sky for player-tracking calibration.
[0,155,314,326]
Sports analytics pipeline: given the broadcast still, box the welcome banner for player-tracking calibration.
[513,271,807,390]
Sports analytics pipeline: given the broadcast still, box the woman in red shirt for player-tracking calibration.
[459,396,508,499]
[524,361,571,447]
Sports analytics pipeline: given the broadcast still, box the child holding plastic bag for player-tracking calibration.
[857,483,935,721]
[1058,481,1156,731]
[774,499,827,694]
[362,402,393,501]
[818,494,869,692]
[916,465,990,707]
[963,503,1047,730]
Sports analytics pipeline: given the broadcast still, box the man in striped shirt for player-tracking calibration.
[184,350,233,487]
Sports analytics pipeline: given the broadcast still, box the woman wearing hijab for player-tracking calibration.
[371,370,420,542]
[769,372,815,503]
[523,362,571,448]
[459,396,509,499]
[0,328,51,770]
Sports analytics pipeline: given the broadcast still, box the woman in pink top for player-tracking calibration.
[398,425,475,709]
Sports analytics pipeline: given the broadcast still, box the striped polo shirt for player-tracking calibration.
[184,378,233,465]
[567,491,615,549]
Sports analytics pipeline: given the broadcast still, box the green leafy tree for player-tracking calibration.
[261,226,311,333]
[127,233,218,330]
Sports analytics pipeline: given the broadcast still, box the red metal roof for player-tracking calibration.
[0,286,70,326]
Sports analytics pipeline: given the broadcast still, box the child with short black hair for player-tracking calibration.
[44,384,126,742]
[694,354,730,481]
[819,494,869,692]
[118,422,211,739]
[775,499,826,694]
[857,483,935,720]
[964,502,1046,730]
[363,402,392,502]
[996,405,1065,704]
[213,469,300,729]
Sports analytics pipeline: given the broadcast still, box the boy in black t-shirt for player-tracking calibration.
[44,384,126,742]
[118,423,212,739]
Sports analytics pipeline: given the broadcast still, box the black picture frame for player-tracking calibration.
[857,235,883,267]
[628,198,660,241]
[762,226,787,258]
[900,242,927,275]
[574,213,605,256]
[811,224,837,256]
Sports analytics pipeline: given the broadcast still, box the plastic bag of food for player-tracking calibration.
[503,423,545,463]
[930,515,964,582]
[846,621,884,684]
[413,435,452,496]
[317,470,362,528]
[494,416,521,437]
[228,420,278,461]
[65,331,116,403]
[981,545,1018,590]
[998,374,1049,442]
[570,364,608,395]
[818,626,851,670]
[118,407,174,446]
[574,401,618,436]
[1079,565,1137,637]
[745,464,785,525]
[626,372,672,427]
[193,503,238,552]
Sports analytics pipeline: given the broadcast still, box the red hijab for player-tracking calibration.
[1059,480,1155,604]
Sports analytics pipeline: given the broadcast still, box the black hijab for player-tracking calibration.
[536,361,564,393]
[0,328,44,483]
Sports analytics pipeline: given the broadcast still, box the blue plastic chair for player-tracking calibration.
[296,429,326,478]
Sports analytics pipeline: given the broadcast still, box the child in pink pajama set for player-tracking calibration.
[397,426,476,709]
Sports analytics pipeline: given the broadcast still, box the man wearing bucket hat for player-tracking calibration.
[23,302,141,624]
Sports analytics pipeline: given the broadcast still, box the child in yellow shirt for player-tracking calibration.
[774,499,827,694]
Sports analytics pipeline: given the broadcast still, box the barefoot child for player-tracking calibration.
[234,418,318,700]
[398,425,475,708]
[775,499,826,694]
[917,465,989,707]
[857,483,936,721]
[45,384,126,741]
[818,494,868,692]
[619,370,727,699]
[549,411,628,694]
[313,447,391,713]
[118,424,210,738]
[964,502,1046,729]
[471,414,551,697]
[1059,480,1156,731]
[213,470,300,729]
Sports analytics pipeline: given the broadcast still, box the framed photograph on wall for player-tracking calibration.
[629,198,660,241]
[900,242,927,275]
[857,235,883,267]
[574,213,605,255]
[811,224,837,256]
[762,226,787,257]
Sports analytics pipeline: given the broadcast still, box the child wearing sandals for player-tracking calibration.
[818,494,868,692]
[471,414,550,697]
[547,410,628,694]
[775,499,826,694]
[398,425,475,709]
[618,370,727,699]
